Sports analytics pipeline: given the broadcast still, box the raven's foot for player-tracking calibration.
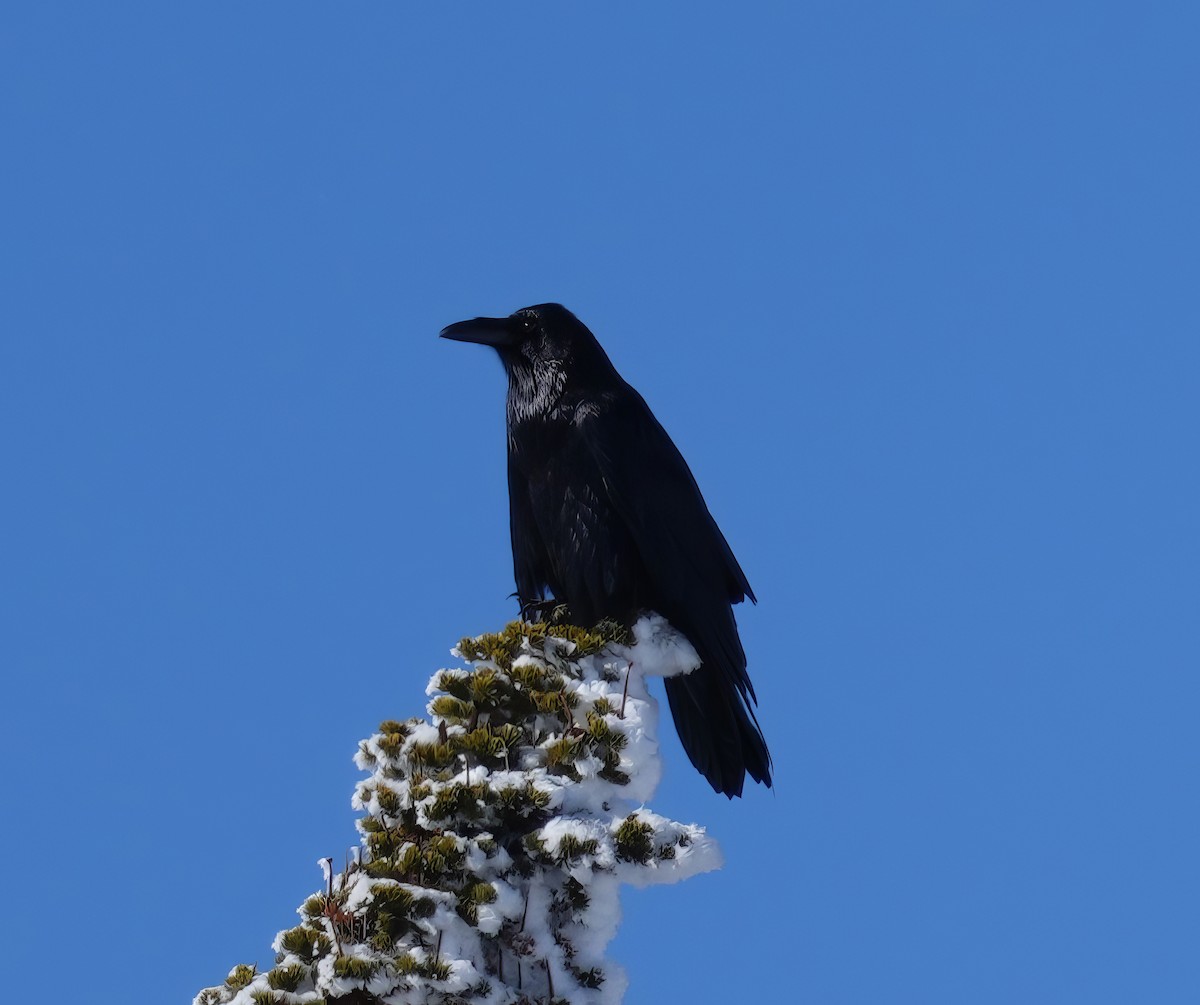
[518,597,573,624]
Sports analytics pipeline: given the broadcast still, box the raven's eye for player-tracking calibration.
[520,316,538,334]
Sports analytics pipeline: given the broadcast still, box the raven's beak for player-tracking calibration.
[439,316,519,348]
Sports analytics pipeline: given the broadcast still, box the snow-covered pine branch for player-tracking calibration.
[195,616,722,1005]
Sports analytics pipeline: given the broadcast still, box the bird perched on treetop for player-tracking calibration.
[440,303,770,797]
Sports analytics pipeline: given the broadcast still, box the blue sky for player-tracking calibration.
[2,4,1197,1002]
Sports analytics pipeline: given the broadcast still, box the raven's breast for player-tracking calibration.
[510,422,647,626]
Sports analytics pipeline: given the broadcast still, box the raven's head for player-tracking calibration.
[440,304,617,384]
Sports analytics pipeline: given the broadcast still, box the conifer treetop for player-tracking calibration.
[195,616,722,1005]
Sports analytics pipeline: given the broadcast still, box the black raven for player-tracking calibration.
[441,303,770,797]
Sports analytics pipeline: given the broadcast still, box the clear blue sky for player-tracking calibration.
[2,4,1197,1002]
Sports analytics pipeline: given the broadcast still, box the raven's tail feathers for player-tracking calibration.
[664,659,772,799]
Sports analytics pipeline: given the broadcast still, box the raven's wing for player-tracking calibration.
[577,387,755,609]
[577,387,770,796]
